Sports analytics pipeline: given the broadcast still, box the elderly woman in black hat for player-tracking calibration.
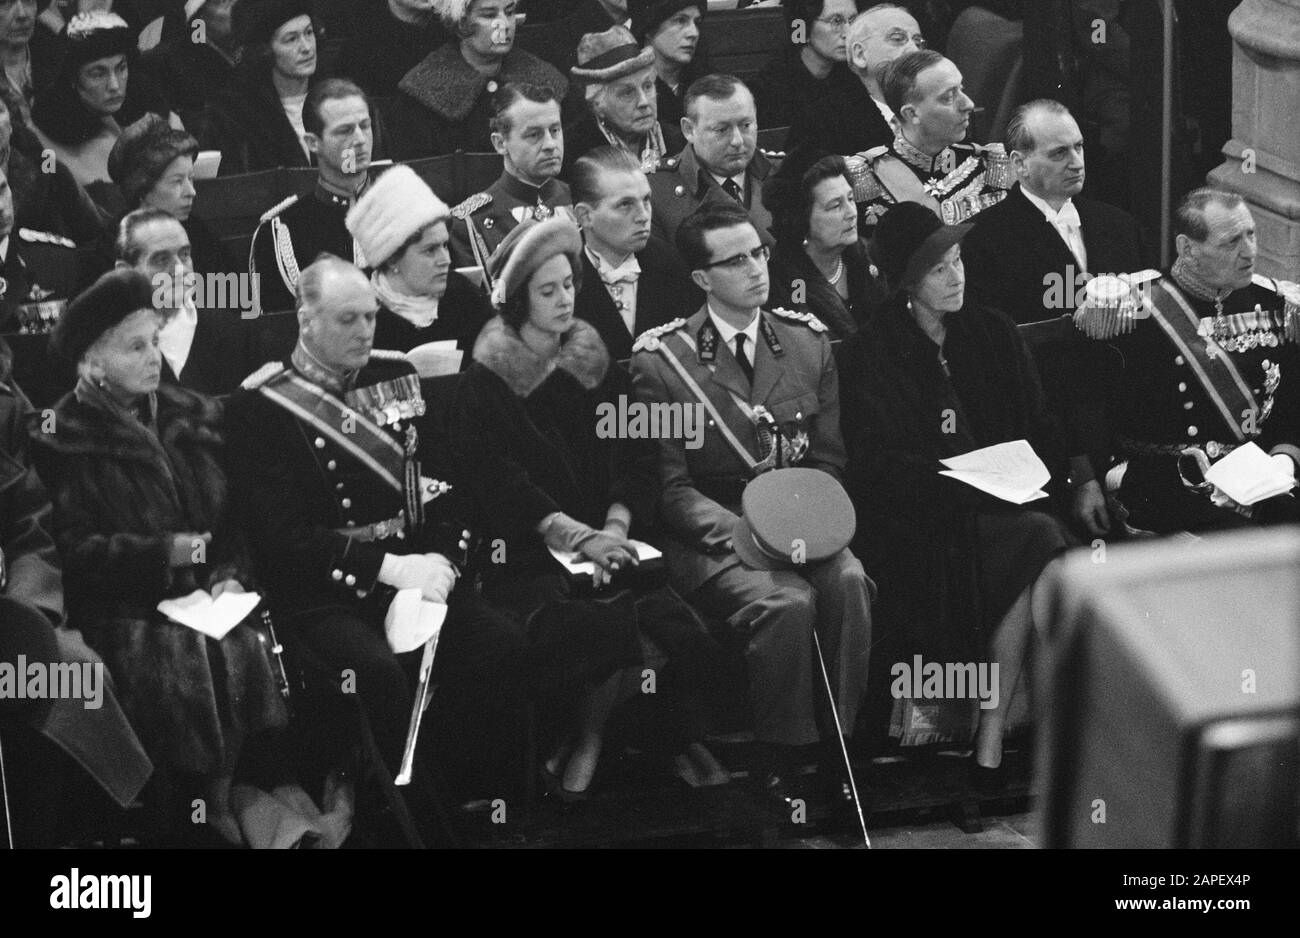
[562,24,683,180]
[30,9,176,205]
[345,163,491,361]
[29,269,298,844]
[452,215,727,798]
[765,149,888,340]
[838,202,1073,779]
[202,0,318,174]
[389,0,568,159]
[104,112,233,275]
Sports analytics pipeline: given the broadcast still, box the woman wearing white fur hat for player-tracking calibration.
[345,164,493,361]
[389,0,569,159]
[453,215,730,799]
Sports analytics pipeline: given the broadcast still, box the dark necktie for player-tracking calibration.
[722,177,744,206]
[734,333,754,383]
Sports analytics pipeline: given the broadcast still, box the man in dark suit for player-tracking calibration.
[648,74,779,251]
[571,146,698,360]
[116,208,249,397]
[962,99,1150,536]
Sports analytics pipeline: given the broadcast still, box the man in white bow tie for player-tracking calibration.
[962,99,1151,537]
[571,145,699,359]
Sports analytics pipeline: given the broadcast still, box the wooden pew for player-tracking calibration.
[703,6,787,85]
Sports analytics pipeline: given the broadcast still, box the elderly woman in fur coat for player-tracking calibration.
[29,270,296,845]
[453,216,728,799]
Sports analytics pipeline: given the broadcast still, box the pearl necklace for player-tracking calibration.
[827,258,845,286]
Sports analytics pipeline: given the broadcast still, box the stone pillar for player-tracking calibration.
[1207,0,1300,279]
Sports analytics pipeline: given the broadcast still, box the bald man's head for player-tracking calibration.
[296,254,378,373]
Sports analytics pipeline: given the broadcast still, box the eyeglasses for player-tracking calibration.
[816,14,853,31]
[701,244,770,270]
[883,29,927,48]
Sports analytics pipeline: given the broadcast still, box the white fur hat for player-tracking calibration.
[346,165,451,270]
[433,0,474,26]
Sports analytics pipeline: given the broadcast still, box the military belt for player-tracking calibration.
[336,514,407,542]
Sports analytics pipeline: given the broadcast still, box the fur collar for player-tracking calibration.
[473,316,609,398]
[398,45,568,122]
[40,383,224,461]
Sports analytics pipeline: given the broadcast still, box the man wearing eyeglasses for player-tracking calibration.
[850,49,1012,232]
[648,73,779,253]
[787,3,924,156]
[629,201,874,816]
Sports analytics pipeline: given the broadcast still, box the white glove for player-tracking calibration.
[378,553,458,603]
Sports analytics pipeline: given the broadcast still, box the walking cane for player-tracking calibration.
[812,629,871,848]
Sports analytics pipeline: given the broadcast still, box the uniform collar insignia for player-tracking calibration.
[759,315,783,356]
[291,341,357,396]
[894,130,950,174]
[696,318,718,362]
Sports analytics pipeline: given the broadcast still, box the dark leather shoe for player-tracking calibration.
[757,771,800,815]
[967,756,1008,795]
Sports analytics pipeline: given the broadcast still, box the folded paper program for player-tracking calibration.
[939,439,1052,505]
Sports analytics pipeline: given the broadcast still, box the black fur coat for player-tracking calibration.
[30,381,284,773]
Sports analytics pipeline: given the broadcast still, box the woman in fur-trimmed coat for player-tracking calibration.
[452,217,727,799]
[29,271,285,842]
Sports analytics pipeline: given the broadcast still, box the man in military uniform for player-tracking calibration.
[1075,189,1300,533]
[225,255,526,840]
[848,49,1011,232]
[249,79,378,314]
[0,166,79,406]
[448,83,572,276]
[648,75,780,252]
[629,202,873,809]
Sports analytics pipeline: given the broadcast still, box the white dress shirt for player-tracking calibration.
[158,299,199,378]
[707,305,759,372]
[587,246,641,336]
[1021,187,1088,273]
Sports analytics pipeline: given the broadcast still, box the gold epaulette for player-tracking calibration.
[368,349,410,361]
[451,192,492,219]
[768,307,828,333]
[632,317,688,353]
[975,142,1012,189]
[19,228,75,249]
[241,361,287,390]
[1072,270,1162,340]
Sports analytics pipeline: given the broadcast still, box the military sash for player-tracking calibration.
[650,334,762,473]
[1141,278,1260,443]
[259,371,407,492]
[870,154,942,217]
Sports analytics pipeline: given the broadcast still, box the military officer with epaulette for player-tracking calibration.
[629,201,873,815]
[648,74,782,251]
[846,50,1011,232]
[0,165,79,405]
[249,78,380,315]
[225,254,526,841]
[448,83,572,277]
[1074,188,1300,533]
